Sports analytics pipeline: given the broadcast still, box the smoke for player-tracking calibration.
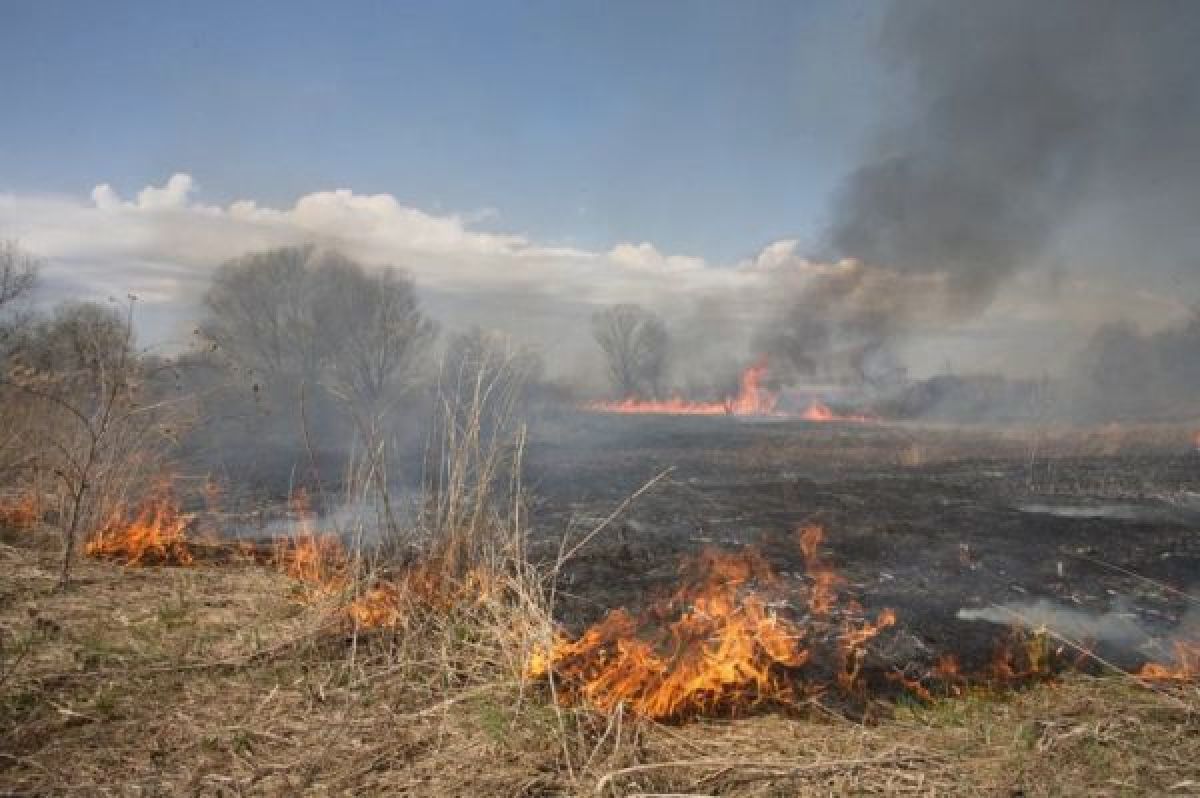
[958,600,1150,650]
[959,598,1200,667]
[767,0,1200,385]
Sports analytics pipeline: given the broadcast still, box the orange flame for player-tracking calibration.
[799,399,875,424]
[529,526,898,720]
[586,361,875,422]
[277,531,348,588]
[983,627,1061,685]
[588,362,779,417]
[798,524,841,616]
[86,493,194,566]
[532,551,809,719]
[1137,641,1200,682]
[837,607,897,692]
[272,490,497,628]
[346,582,405,627]
[0,492,40,530]
[273,490,354,599]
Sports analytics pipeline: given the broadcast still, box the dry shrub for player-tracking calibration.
[1,301,189,587]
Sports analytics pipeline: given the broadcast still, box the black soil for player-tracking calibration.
[524,415,1200,675]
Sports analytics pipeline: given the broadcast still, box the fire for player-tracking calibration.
[273,489,348,590]
[529,525,899,720]
[1137,641,1200,682]
[725,361,778,416]
[837,607,897,692]
[276,531,348,589]
[799,399,875,423]
[588,362,779,417]
[986,627,1058,684]
[0,492,40,529]
[346,582,404,627]
[586,361,876,422]
[798,524,841,615]
[531,549,809,719]
[86,492,194,566]
[272,490,497,628]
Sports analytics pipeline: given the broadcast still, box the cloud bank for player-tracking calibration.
[0,173,1187,378]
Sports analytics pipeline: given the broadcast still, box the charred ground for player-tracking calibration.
[526,416,1200,676]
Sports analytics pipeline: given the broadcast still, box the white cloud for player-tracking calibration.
[0,173,825,304]
[2,173,1182,368]
[0,174,796,348]
[608,242,707,273]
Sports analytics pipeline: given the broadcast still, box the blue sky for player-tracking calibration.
[0,0,888,262]
[2,1,1188,377]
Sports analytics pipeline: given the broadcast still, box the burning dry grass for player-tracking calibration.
[529,526,906,721]
[2,530,1197,796]
[6,377,1199,794]
[526,521,1194,726]
[585,361,876,423]
[84,490,196,567]
[0,491,41,532]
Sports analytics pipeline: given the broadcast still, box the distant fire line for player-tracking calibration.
[585,362,875,422]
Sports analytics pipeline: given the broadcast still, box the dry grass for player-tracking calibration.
[2,524,1197,797]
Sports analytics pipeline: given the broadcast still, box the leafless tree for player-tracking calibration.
[0,240,38,312]
[443,326,541,433]
[0,243,41,481]
[4,300,176,588]
[591,304,669,398]
[201,246,436,414]
[311,254,437,425]
[199,246,438,503]
[200,245,324,387]
[17,301,133,398]
[0,241,40,356]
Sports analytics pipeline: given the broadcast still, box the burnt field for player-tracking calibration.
[526,415,1200,678]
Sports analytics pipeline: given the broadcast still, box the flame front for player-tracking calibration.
[0,493,40,529]
[586,361,875,422]
[530,526,900,720]
[535,549,809,719]
[799,399,876,423]
[273,491,497,628]
[86,493,194,566]
[1137,641,1199,681]
[588,362,779,417]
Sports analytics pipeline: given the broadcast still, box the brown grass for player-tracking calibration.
[2,526,1196,797]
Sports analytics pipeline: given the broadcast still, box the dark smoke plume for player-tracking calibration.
[768,0,1200,383]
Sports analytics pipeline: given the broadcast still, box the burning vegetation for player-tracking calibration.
[84,490,195,567]
[525,522,1177,722]
[586,361,875,422]
[74,458,1199,723]
[0,492,40,530]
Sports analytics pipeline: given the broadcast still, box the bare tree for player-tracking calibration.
[0,244,40,484]
[0,241,40,356]
[201,246,436,414]
[591,304,669,398]
[198,245,438,498]
[311,255,437,425]
[200,245,323,387]
[4,300,175,588]
[17,302,133,397]
[0,240,38,311]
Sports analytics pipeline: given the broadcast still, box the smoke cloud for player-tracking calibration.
[768,0,1200,384]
